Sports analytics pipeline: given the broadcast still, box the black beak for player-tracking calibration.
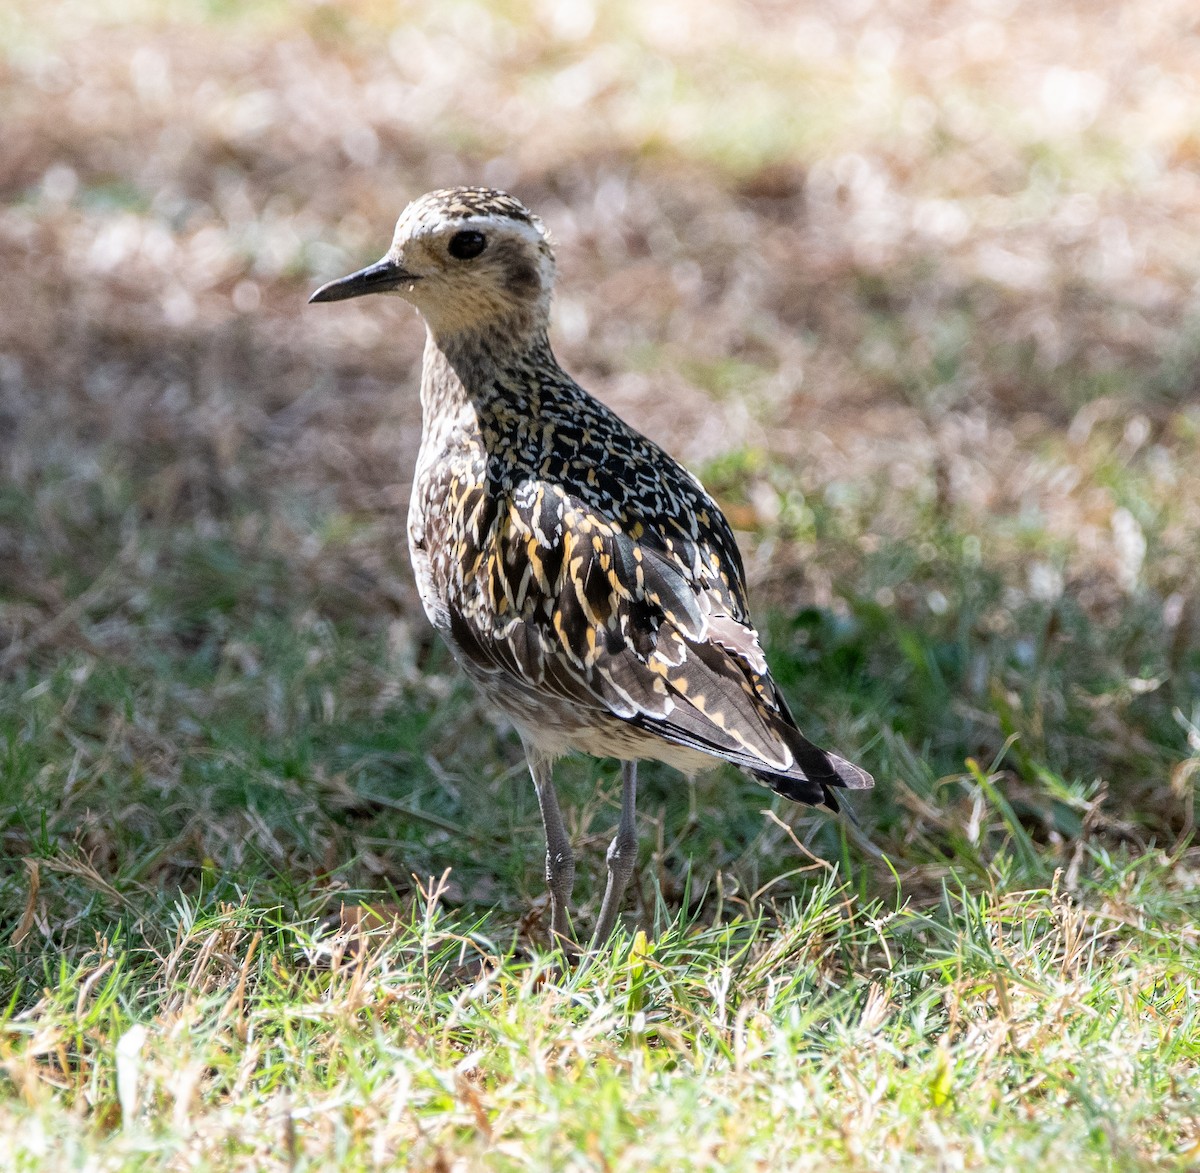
[308,257,418,304]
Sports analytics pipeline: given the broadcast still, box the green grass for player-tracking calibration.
[3,840,1199,1168]
[2,457,1197,1168]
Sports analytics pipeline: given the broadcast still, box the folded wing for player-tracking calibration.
[448,480,873,808]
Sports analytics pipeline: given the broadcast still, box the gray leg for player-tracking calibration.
[591,760,638,947]
[526,745,576,952]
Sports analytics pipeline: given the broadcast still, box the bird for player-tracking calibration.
[310,187,872,952]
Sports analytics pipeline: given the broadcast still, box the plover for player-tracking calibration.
[310,187,872,951]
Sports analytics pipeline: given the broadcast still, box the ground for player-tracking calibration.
[1,0,1199,1168]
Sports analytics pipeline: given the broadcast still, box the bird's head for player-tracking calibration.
[309,187,556,343]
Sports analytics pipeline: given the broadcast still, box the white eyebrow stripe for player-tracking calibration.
[409,212,549,247]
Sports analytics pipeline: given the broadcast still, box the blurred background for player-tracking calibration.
[2,0,1199,933]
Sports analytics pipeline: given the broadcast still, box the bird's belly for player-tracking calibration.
[407,462,467,636]
[454,654,714,774]
[407,524,450,635]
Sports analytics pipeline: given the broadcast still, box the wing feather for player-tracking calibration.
[452,480,872,804]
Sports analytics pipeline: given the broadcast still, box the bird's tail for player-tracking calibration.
[751,747,873,815]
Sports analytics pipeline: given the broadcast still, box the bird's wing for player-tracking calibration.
[447,480,871,797]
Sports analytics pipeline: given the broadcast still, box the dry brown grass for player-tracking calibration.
[4,0,1200,618]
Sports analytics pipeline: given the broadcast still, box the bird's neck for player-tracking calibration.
[419,323,573,439]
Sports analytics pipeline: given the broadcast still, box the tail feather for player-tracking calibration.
[752,746,874,815]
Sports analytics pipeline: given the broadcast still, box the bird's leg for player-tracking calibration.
[527,747,577,954]
[591,760,638,947]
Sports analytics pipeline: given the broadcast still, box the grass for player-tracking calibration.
[2,452,1197,1168]
[4,842,1200,1168]
[3,0,1200,1167]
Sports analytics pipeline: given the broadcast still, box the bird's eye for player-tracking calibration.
[448,230,487,260]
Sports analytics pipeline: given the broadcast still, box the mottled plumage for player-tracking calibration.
[311,187,872,949]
